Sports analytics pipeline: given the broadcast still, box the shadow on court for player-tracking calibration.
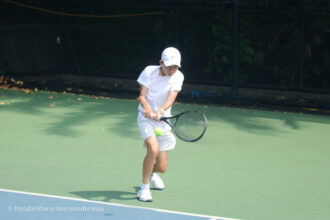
[70,188,139,202]
[0,89,140,138]
[181,103,330,137]
[2,89,330,139]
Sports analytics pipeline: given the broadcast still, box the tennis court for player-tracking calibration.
[1,88,330,220]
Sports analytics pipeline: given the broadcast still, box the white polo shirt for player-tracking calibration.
[137,65,184,117]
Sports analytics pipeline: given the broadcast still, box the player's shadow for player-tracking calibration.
[70,189,139,202]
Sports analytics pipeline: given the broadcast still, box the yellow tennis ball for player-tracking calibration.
[154,127,163,136]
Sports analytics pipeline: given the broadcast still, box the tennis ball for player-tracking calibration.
[154,127,163,136]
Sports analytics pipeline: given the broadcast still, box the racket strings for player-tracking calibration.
[174,112,207,141]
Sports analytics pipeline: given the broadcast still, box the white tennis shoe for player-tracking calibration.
[137,189,152,202]
[150,173,165,190]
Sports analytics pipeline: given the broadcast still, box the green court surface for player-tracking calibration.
[1,88,330,220]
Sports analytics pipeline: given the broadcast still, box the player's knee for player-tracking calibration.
[156,163,167,173]
[147,146,159,158]
[158,166,167,173]
[145,137,159,158]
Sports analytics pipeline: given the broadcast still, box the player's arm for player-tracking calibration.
[154,91,179,119]
[138,85,153,118]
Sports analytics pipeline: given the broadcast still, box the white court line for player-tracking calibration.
[0,188,239,220]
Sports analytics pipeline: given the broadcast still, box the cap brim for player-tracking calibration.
[163,60,181,67]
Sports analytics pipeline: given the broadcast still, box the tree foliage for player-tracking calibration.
[0,0,329,91]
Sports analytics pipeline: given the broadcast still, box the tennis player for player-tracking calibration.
[136,47,184,202]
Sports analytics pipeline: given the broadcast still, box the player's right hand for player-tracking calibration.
[142,106,153,119]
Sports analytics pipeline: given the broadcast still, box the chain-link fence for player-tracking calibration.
[0,0,329,94]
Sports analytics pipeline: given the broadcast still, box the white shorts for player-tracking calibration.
[137,112,176,151]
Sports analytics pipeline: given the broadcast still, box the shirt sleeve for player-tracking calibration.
[171,72,184,92]
[137,67,150,88]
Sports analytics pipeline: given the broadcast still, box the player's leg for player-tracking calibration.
[143,136,159,184]
[137,136,159,202]
[153,151,168,173]
[150,129,175,190]
[150,151,168,190]
[137,116,159,202]
[154,130,175,173]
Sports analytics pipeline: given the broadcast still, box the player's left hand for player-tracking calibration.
[152,109,163,121]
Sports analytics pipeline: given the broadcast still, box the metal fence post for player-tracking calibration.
[232,0,239,96]
[299,11,305,91]
[176,10,180,47]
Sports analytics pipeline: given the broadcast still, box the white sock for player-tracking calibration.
[140,183,150,190]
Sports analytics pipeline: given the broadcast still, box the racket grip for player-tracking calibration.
[150,113,161,120]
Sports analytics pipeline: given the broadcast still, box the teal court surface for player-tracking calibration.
[1,89,330,220]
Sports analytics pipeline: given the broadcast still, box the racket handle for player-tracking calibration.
[150,113,161,120]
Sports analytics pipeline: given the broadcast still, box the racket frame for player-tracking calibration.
[159,110,208,142]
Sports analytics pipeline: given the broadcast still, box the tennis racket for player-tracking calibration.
[159,111,208,142]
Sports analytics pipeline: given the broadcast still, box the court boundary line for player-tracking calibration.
[0,188,239,220]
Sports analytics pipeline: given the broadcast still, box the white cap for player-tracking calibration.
[161,47,181,67]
